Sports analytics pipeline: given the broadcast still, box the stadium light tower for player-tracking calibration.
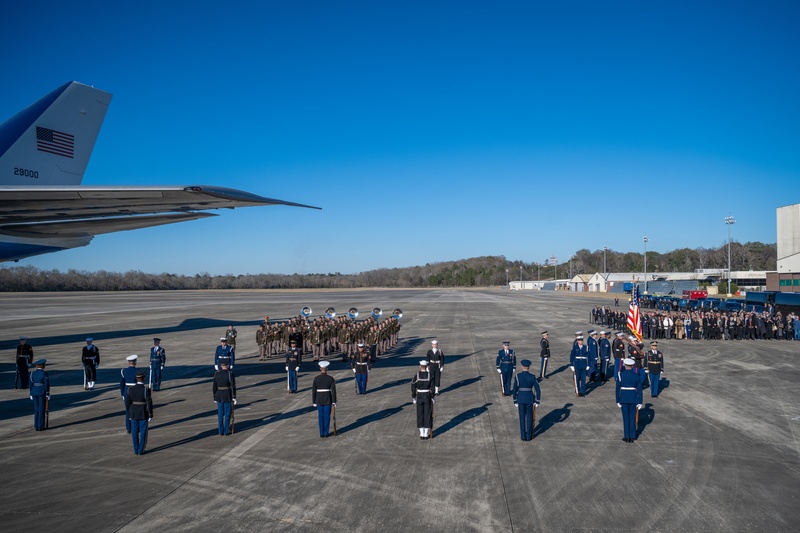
[725,216,735,296]
[643,236,649,294]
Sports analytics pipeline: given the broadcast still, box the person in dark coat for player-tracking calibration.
[125,371,153,454]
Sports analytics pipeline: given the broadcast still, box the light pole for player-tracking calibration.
[643,236,649,294]
[537,262,541,282]
[519,265,523,282]
[505,268,509,287]
[725,216,735,295]
[603,246,608,274]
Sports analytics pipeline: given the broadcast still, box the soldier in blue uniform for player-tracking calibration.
[351,343,372,394]
[645,341,665,397]
[598,331,612,382]
[286,340,302,393]
[411,360,434,439]
[212,358,236,435]
[426,340,445,395]
[120,355,139,434]
[616,358,644,442]
[512,360,541,441]
[82,338,100,390]
[587,330,599,381]
[570,336,591,397]
[312,361,337,438]
[214,337,234,371]
[16,336,34,389]
[539,331,551,380]
[125,371,153,454]
[496,341,516,396]
[149,337,166,391]
[29,359,50,431]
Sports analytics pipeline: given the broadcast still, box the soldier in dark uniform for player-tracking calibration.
[645,341,665,397]
[570,336,591,397]
[598,331,612,382]
[214,337,234,370]
[286,340,302,393]
[212,358,236,436]
[616,358,644,442]
[29,359,50,431]
[351,343,372,394]
[496,341,516,396]
[16,336,34,389]
[149,338,166,391]
[256,324,268,360]
[312,361,337,438]
[612,333,626,380]
[125,371,153,454]
[512,359,541,441]
[411,360,434,439]
[587,330,599,381]
[82,338,100,390]
[426,340,445,395]
[120,355,139,434]
[539,331,550,380]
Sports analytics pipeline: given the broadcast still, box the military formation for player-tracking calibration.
[13,303,675,451]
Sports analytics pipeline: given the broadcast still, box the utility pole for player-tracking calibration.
[643,236,649,294]
[725,216,735,296]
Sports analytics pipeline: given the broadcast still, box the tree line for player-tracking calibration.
[0,242,776,292]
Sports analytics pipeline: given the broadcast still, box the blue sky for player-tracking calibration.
[2,1,798,275]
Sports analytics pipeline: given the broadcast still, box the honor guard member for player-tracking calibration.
[149,338,166,391]
[351,343,372,394]
[411,360,434,439]
[225,324,237,354]
[29,359,50,431]
[570,336,591,397]
[426,340,445,395]
[212,358,236,435]
[612,332,626,380]
[645,341,665,397]
[539,332,551,380]
[496,342,516,396]
[286,340,302,393]
[82,338,100,390]
[616,358,643,443]
[598,332,612,382]
[587,330,599,381]
[120,355,139,434]
[512,360,541,441]
[214,337,234,371]
[16,336,34,389]
[312,361,337,438]
[126,371,153,455]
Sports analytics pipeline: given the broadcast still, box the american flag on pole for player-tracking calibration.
[627,284,642,341]
[36,126,74,158]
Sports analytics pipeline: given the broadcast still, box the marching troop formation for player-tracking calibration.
[14,305,672,453]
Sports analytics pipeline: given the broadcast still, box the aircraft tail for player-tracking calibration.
[0,82,112,186]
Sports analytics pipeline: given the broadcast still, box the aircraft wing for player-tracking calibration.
[0,185,320,226]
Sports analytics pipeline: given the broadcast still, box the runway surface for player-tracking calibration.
[1,289,799,532]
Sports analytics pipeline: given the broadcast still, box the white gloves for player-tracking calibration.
[586,367,590,372]
[30,396,33,400]
[46,395,50,400]
[313,403,317,407]
[161,366,164,370]
[570,366,575,372]
[148,418,152,422]
[233,399,237,405]
[413,399,417,404]
[353,369,356,373]
[636,404,643,410]
[285,366,289,371]
[617,403,622,408]
[440,368,443,373]
[645,369,649,373]
[496,369,502,374]
[215,365,219,371]
[514,403,519,407]
[333,403,336,407]
[214,400,217,404]
[534,402,540,407]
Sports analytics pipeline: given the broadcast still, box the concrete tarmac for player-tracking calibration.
[1,289,799,532]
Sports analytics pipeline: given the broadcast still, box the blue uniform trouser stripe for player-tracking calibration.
[501,370,513,394]
[575,367,588,394]
[621,403,637,439]
[150,363,162,389]
[518,403,533,440]
[131,419,148,454]
[217,401,232,435]
[601,359,610,379]
[32,395,46,430]
[317,404,331,436]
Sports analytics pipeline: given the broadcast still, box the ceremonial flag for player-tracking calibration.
[627,285,642,341]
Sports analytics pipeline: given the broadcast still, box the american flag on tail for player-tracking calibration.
[627,285,642,341]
